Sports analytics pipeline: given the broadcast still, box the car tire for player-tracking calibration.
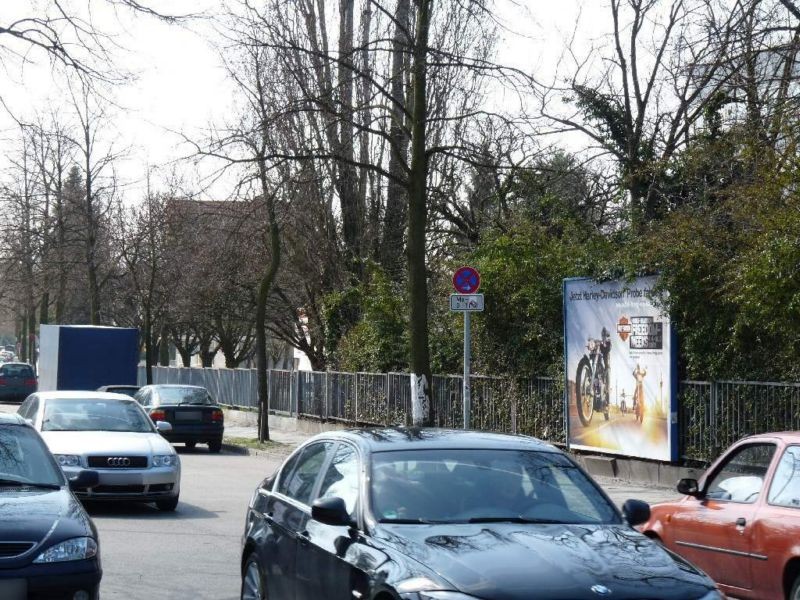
[156,495,179,512]
[185,441,196,449]
[241,554,266,600]
[790,574,800,600]
[208,439,223,453]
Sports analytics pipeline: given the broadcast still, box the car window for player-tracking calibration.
[155,387,213,406]
[42,399,156,433]
[370,449,620,524]
[706,443,776,503]
[0,425,64,486]
[276,442,333,505]
[768,446,800,508]
[315,443,359,516]
[0,364,34,378]
[135,389,151,406]
[18,397,38,420]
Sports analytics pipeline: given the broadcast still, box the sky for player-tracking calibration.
[0,0,609,202]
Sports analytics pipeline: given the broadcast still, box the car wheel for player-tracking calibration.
[156,495,179,512]
[241,554,266,600]
[791,574,800,600]
[208,439,223,453]
[185,441,196,449]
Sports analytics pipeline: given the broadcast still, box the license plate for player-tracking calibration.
[174,411,202,422]
[0,579,27,600]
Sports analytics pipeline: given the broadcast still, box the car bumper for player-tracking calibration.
[0,388,34,402]
[64,465,180,501]
[0,557,101,600]
[162,424,223,443]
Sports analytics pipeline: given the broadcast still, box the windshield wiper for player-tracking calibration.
[0,478,61,490]
[466,516,564,524]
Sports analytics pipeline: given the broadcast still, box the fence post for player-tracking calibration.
[354,374,359,425]
[324,372,329,420]
[511,379,518,435]
[293,370,300,417]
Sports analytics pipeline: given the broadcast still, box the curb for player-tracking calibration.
[222,442,292,458]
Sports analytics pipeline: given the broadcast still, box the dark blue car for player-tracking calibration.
[0,413,102,599]
[240,428,723,600]
[134,385,225,453]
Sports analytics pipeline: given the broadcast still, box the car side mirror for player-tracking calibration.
[622,499,651,526]
[156,421,173,433]
[69,470,99,491]
[311,496,354,528]
[677,478,701,497]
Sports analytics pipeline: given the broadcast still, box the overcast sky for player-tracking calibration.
[0,0,608,201]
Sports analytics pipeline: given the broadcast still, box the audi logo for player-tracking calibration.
[107,457,131,467]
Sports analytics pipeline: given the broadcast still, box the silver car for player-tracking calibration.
[17,391,181,511]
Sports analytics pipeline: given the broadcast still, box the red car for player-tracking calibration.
[641,432,800,600]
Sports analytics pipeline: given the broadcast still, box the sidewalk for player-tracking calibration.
[224,424,311,448]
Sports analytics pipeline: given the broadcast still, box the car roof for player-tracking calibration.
[0,412,26,425]
[143,384,206,390]
[1,362,32,367]
[740,431,800,444]
[35,391,137,402]
[315,428,561,453]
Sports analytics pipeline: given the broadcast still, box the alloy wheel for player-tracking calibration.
[242,559,264,600]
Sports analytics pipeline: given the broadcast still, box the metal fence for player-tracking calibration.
[140,366,800,461]
[679,380,800,461]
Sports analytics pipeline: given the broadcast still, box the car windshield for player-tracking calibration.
[0,425,63,486]
[42,399,155,433]
[0,364,33,378]
[156,387,213,406]
[108,387,138,398]
[371,449,620,525]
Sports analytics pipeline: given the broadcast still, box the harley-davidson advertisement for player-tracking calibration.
[563,276,677,461]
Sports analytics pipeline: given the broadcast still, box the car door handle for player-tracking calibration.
[297,531,310,545]
[736,517,746,527]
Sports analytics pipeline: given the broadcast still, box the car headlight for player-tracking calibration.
[152,455,178,468]
[396,579,479,600]
[33,537,97,563]
[54,454,81,468]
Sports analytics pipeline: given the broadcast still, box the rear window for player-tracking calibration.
[156,387,214,406]
[0,365,34,378]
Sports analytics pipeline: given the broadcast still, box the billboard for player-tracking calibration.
[563,276,677,461]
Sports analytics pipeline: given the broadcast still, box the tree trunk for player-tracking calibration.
[382,0,411,274]
[337,0,361,266]
[256,186,282,443]
[144,305,153,384]
[407,0,433,426]
[159,327,170,366]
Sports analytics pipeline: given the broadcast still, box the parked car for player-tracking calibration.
[641,432,800,599]
[0,412,102,599]
[0,362,37,403]
[18,391,181,511]
[240,428,723,600]
[134,385,224,453]
[96,384,140,398]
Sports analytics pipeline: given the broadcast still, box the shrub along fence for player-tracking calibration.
[139,366,800,463]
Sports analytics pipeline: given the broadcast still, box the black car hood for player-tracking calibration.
[376,523,713,600]
[0,487,94,568]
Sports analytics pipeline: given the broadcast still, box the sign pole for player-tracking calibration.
[463,310,471,429]
[451,265,481,431]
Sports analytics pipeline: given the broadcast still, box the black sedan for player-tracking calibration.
[0,413,101,599]
[134,384,224,452]
[240,428,722,600]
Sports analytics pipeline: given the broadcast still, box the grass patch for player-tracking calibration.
[224,437,287,452]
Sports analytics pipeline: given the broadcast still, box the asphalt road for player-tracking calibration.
[0,401,679,599]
